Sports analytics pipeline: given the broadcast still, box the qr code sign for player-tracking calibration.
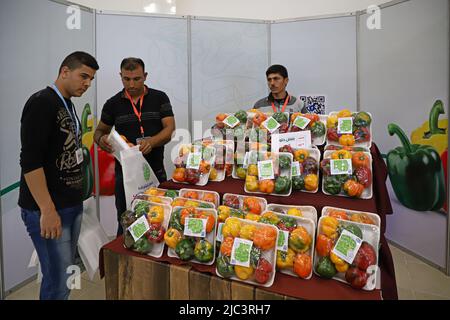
[299,95,326,114]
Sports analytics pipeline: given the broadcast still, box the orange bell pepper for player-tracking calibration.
[253,226,277,250]
[259,179,275,194]
[293,253,312,279]
[243,197,262,215]
[220,236,234,256]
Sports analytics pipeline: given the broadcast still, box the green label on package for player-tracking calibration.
[184,218,207,238]
[277,230,289,252]
[291,161,301,177]
[338,117,353,134]
[230,238,253,267]
[128,215,150,242]
[257,160,275,180]
[293,116,311,130]
[186,152,202,170]
[332,229,363,264]
[216,223,224,242]
[330,159,353,175]
[223,115,240,128]
[262,117,281,133]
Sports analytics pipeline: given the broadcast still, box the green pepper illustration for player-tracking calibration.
[387,123,445,211]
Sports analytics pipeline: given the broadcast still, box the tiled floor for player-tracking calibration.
[5,243,450,300]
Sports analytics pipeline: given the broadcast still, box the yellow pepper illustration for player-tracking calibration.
[81,103,95,149]
[410,100,447,155]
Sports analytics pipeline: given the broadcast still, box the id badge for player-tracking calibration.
[76,148,83,165]
[136,136,150,144]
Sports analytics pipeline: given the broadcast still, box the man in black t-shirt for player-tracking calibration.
[94,57,176,235]
[19,51,99,300]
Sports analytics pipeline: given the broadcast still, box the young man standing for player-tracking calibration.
[19,51,99,300]
[94,57,176,235]
[253,64,306,114]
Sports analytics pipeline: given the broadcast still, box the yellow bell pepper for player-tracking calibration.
[287,208,302,217]
[148,205,165,224]
[339,134,355,146]
[276,248,295,269]
[184,200,200,207]
[218,205,231,223]
[234,265,254,280]
[410,100,448,155]
[327,115,338,128]
[222,217,241,238]
[337,109,352,118]
[304,174,318,191]
[247,164,259,177]
[245,213,261,222]
[320,216,339,239]
[330,252,349,273]
[239,224,257,240]
[331,149,352,160]
[164,228,181,249]
[245,175,259,192]
[294,149,309,163]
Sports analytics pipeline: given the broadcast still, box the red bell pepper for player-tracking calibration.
[90,145,115,196]
[146,223,165,243]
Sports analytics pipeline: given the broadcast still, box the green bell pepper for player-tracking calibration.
[134,201,149,217]
[132,237,153,254]
[175,238,195,261]
[315,256,337,279]
[169,209,183,232]
[199,202,214,208]
[274,176,290,194]
[229,208,246,219]
[272,112,288,124]
[310,121,326,137]
[387,123,445,211]
[292,175,305,190]
[353,111,372,127]
[217,255,235,278]
[234,110,248,124]
[339,224,363,239]
[279,155,291,169]
[164,190,178,199]
[323,175,342,195]
[194,239,214,262]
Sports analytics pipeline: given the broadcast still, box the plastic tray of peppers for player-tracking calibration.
[266,204,318,226]
[222,193,268,215]
[326,109,372,149]
[171,197,215,209]
[277,145,320,193]
[248,111,290,146]
[321,150,373,199]
[289,113,327,146]
[314,214,380,290]
[244,151,293,197]
[166,206,217,265]
[179,188,220,208]
[142,187,179,199]
[209,140,234,182]
[216,217,278,287]
[257,211,316,280]
[121,200,172,258]
[322,206,380,229]
[172,144,216,186]
[212,111,249,142]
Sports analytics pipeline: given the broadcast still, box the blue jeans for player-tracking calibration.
[21,204,83,300]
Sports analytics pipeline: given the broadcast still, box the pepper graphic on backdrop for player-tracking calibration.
[386,100,447,213]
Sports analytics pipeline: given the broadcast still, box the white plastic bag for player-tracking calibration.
[107,128,130,163]
[120,146,159,210]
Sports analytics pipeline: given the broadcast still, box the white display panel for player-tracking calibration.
[0,0,95,291]
[191,19,268,133]
[96,13,189,179]
[360,0,449,268]
[271,16,357,112]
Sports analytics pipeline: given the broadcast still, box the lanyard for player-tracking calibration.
[125,90,145,137]
[51,84,81,148]
[271,95,290,113]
